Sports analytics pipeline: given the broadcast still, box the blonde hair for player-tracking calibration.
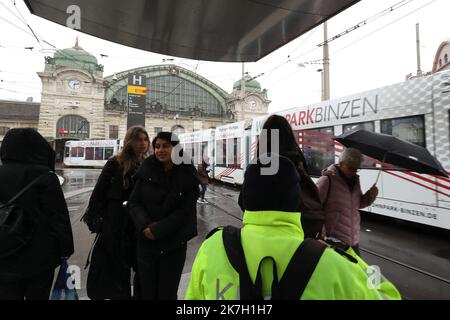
[116,126,149,188]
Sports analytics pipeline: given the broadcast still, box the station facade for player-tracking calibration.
[0,41,270,160]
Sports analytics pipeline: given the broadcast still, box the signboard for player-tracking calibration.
[127,74,147,128]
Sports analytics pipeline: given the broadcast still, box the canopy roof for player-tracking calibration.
[25,0,360,62]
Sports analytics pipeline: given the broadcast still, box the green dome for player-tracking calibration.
[233,74,261,93]
[52,44,100,72]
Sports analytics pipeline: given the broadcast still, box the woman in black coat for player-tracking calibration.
[128,131,199,300]
[238,115,325,239]
[83,126,150,299]
[0,128,74,300]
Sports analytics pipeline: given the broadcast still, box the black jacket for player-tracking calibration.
[86,157,136,263]
[128,155,199,252]
[84,157,138,299]
[0,128,74,282]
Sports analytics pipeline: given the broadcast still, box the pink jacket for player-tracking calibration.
[316,164,376,246]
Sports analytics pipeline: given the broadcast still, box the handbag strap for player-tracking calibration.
[4,171,53,206]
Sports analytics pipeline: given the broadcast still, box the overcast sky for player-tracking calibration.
[0,0,449,113]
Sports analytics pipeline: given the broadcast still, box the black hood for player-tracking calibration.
[0,128,55,171]
[242,154,301,212]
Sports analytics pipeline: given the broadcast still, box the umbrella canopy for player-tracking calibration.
[334,130,448,178]
[24,0,360,62]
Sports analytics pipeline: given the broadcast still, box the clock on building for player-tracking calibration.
[68,79,81,90]
[248,99,257,110]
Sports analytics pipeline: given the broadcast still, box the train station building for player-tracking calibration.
[0,41,270,159]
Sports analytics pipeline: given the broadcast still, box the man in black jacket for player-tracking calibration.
[0,128,74,300]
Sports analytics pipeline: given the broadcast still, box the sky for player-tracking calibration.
[0,0,449,114]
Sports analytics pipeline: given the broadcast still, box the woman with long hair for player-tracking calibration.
[83,125,150,300]
[128,131,199,300]
[239,114,325,238]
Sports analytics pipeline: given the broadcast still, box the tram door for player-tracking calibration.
[55,139,72,163]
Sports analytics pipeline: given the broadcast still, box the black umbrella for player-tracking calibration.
[333,130,448,178]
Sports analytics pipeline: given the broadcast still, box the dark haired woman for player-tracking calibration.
[239,114,325,238]
[128,131,199,300]
[84,125,150,299]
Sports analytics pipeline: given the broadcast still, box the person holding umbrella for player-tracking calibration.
[316,147,378,255]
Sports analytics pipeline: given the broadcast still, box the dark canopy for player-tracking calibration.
[25,0,360,62]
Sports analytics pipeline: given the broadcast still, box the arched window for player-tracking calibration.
[445,54,448,64]
[439,59,443,68]
[56,115,90,139]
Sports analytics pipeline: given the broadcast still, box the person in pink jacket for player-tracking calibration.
[316,148,378,255]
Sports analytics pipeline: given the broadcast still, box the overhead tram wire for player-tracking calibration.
[2,1,92,71]
[318,0,415,47]
[8,0,42,48]
[260,0,418,84]
[331,0,438,56]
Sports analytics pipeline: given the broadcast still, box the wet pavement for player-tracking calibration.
[58,167,450,300]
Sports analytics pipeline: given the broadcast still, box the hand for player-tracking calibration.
[369,185,379,198]
[143,226,155,240]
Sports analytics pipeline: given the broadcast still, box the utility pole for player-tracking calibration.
[322,21,330,101]
[416,23,423,77]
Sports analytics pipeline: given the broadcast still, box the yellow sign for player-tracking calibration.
[127,85,147,95]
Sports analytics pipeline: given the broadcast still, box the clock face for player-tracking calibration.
[248,99,257,109]
[68,79,81,90]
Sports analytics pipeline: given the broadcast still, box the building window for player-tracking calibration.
[440,59,443,68]
[109,125,119,139]
[0,127,10,135]
[445,54,449,64]
[154,127,163,134]
[300,127,335,177]
[381,115,425,147]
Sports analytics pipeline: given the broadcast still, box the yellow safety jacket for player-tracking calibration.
[186,210,399,300]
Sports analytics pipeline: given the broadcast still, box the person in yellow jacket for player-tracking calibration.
[185,154,400,300]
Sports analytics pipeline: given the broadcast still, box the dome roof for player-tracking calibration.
[233,74,261,93]
[52,41,100,72]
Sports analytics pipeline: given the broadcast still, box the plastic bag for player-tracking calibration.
[50,257,79,300]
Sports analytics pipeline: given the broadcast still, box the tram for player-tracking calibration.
[63,139,123,168]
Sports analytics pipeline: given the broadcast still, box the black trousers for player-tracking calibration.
[136,242,187,300]
[0,269,55,300]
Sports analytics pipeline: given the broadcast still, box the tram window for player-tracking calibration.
[94,147,104,160]
[300,127,335,177]
[381,115,425,147]
[343,121,375,167]
[85,147,94,160]
[104,147,114,160]
[227,138,235,166]
[227,138,240,167]
[216,139,226,166]
[77,147,84,158]
[70,147,77,157]
[64,147,70,157]
[343,121,374,133]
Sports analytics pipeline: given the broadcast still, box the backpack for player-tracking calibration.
[0,172,50,258]
[220,226,328,300]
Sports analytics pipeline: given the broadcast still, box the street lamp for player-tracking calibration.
[317,68,324,102]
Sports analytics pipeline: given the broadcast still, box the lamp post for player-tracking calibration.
[317,68,325,102]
